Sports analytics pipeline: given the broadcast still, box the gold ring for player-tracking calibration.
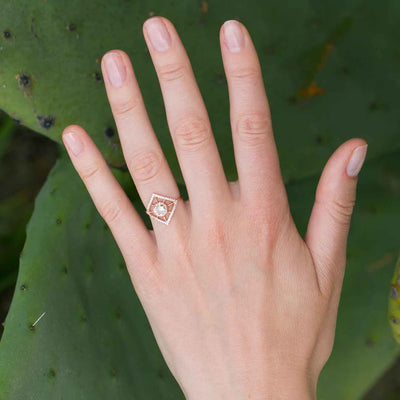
[145,193,181,225]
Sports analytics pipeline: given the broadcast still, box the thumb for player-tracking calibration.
[305,139,368,294]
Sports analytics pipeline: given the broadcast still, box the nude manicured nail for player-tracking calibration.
[145,17,171,52]
[223,20,245,53]
[346,144,368,177]
[64,132,83,156]
[104,52,126,87]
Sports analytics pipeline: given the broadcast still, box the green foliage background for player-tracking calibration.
[0,0,399,398]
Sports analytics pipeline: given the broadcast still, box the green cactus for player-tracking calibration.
[1,0,400,398]
[1,0,400,180]
[0,148,399,399]
[0,152,184,399]
[389,255,400,344]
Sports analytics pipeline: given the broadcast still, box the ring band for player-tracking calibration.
[145,193,181,225]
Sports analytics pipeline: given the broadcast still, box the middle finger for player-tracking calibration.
[143,17,231,216]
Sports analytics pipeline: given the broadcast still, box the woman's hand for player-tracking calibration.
[62,17,367,400]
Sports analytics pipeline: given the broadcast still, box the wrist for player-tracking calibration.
[184,372,317,400]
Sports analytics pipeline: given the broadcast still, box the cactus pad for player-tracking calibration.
[0,152,184,399]
[1,1,400,179]
[388,255,400,344]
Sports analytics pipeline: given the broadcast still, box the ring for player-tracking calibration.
[145,193,181,225]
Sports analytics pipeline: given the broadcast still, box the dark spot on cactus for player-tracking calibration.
[29,324,35,331]
[63,265,68,274]
[315,135,325,145]
[20,284,27,291]
[17,73,31,89]
[197,15,206,26]
[81,314,87,323]
[369,101,379,111]
[390,316,399,325]
[340,66,350,75]
[111,368,117,377]
[215,71,225,85]
[390,286,399,299]
[67,23,77,32]
[114,310,121,320]
[89,264,95,273]
[3,30,11,39]
[104,127,115,138]
[119,262,125,270]
[93,71,103,83]
[157,368,165,379]
[85,222,91,229]
[36,115,55,130]
[30,18,38,38]
[49,368,56,378]
[365,337,375,347]
[50,187,57,195]
[56,218,62,225]
[288,96,298,105]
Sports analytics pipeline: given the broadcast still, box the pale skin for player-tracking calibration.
[62,17,368,400]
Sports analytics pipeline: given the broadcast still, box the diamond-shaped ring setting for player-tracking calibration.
[145,193,179,225]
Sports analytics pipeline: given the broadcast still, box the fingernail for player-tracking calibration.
[63,131,83,156]
[145,17,171,52]
[223,20,245,53]
[103,52,126,87]
[346,144,368,177]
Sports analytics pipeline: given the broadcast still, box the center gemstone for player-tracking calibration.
[154,202,167,217]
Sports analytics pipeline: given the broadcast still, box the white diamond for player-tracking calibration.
[153,202,167,217]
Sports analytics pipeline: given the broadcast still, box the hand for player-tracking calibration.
[62,17,367,400]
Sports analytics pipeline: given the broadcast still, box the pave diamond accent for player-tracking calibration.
[146,193,178,225]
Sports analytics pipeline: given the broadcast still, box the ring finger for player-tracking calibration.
[101,49,186,240]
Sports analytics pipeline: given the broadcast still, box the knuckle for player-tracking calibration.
[173,116,210,151]
[128,149,162,183]
[80,163,101,181]
[206,219,228,248]
[158,62,187,83]
[230,66,260,84]
[112,96,140,118]
[330,198,355,225]
[98,198,122,224]
[318,197,355,228]
[248,205,281,239]
[236,112,270,146]
[246,193,291,244]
